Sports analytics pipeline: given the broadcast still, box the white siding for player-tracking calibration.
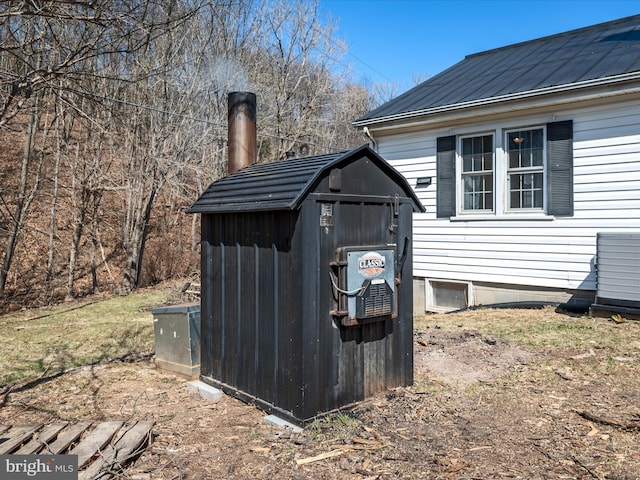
[377,100,640,295]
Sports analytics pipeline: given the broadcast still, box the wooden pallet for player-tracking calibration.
[0,421,154,480]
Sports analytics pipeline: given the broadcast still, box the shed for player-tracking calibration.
[188,144,424,425]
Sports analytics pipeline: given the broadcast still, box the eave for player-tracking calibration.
[354,72,640,133]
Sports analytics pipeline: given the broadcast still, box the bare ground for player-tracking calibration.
[1,307,639,480]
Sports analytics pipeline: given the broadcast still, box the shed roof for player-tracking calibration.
[187,145,424,213]
[356,14,640,125]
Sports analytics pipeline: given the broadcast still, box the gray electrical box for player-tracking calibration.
[152,303,201,378]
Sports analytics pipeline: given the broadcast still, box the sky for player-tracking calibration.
[319,0,640,91]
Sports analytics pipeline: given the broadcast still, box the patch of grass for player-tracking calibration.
[0,289,167,387]
[415,306,640,353]
[334,413,361,428]
[411,379,443,394]
[307,412,364,443]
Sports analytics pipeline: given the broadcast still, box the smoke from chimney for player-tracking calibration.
[227,92,257,174]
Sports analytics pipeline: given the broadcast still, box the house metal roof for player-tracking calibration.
[356,14,640,126]
[187,145,424,213]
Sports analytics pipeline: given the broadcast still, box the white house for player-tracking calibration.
[354,15,640,313]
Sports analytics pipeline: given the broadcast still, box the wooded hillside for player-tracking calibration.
[0,0,381,312]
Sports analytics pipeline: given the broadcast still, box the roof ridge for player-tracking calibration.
[465,13,640,60]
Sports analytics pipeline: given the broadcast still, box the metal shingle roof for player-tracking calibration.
[187,145,424,213]
[187,152,344,213]
[356,14,640,124]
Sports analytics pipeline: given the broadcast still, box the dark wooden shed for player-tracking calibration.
[188,144,424,425]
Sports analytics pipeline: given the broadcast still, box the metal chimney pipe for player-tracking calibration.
[227,91,257,174]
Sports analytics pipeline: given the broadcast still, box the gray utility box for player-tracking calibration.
[595,232,640,310]
[151,303,201,378]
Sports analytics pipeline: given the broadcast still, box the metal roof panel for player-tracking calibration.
[358,14,640,124]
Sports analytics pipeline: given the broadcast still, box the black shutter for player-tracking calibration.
[436,135,456,218]
[547,120,574,216]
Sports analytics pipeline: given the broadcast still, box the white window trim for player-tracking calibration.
[503,126,547,214]
[457,132,495,216]
[454,125,550,218]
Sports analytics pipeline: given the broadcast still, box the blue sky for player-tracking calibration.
[320,0,640,90]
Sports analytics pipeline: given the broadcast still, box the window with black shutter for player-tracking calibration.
[435,120,573,218]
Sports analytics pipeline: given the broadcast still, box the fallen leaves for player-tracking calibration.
[611,314,626,324]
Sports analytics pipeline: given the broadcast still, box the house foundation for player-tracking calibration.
[415,277,594,313]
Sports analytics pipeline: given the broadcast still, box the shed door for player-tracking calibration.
[315,197,408,401]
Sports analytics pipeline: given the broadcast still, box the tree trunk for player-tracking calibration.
[122,181,158,291]
[89,190,103,293]
[46,123,62,283]
[66,140,90,299]
[0,102,39,299]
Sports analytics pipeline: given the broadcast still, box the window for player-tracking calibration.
[507,128,544,210]
[461,135,493,212]
[436,120,573,219]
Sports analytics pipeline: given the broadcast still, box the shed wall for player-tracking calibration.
[200,210,304,414]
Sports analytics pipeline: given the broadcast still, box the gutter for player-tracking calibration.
[353,71,640,128]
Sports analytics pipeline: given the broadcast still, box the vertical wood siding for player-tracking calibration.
[377,100,640,292]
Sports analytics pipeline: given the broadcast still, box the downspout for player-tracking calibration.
[363,126,378,152]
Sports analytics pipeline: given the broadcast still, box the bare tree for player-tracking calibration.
[0,95,43,299]
[323,81,375,151]
[0,8,47,299]
[0,0,202,297]
[250,0,348,160]
[0,0,381,307]
[116,0,212,289]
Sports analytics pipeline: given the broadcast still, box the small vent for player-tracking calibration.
[430,281,469,311]
[357,281,394,318]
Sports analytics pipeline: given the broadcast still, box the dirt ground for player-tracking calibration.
[1,308,639,480]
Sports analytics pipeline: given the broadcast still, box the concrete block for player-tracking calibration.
[263,414,303,433]
[187,380,223,403]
